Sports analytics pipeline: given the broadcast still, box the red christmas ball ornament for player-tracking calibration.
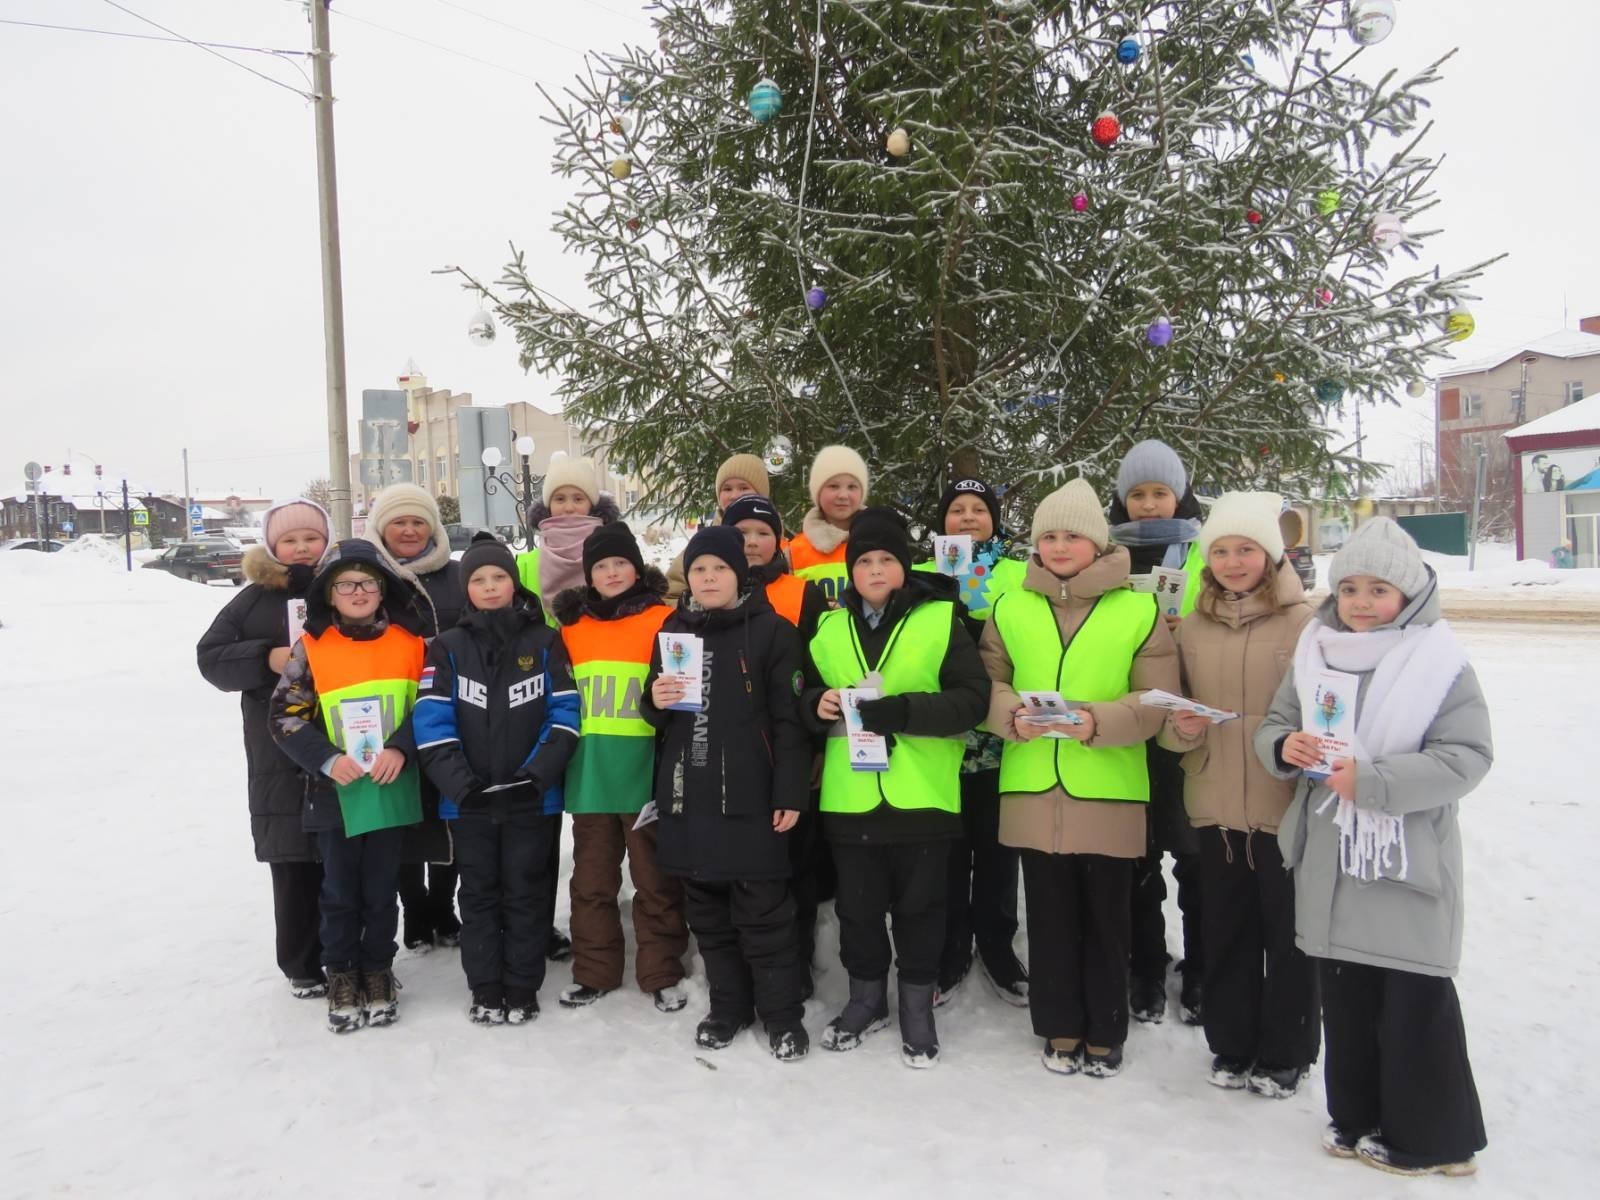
[627,217,641,232]
[1246,209,1262,225]
[1316,287,1334,305]
[1091,111,1121,149]
[1072,191,1089,212]
[1258,445,1271,457]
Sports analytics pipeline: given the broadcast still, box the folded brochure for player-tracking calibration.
[1303,669,1360,780]
[1140,689,1238,723]
[657,631,704,711]
[1016,690,1084,738]
[840,686,889,771]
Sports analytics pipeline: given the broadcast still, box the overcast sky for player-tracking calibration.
[5,0,1596,501]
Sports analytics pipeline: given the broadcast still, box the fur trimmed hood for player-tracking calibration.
[799,506,851,555]
[242,544,291,590]
[550,564,669,627]
[354,536,438,635]
[527,492,622,530]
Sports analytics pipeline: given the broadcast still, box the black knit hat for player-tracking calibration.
[582,521,646,582]
[935,477,1003,535]
[722,493,784,541]
[684,525,749,591]
[846,506,912,578]
[459,532,518,599]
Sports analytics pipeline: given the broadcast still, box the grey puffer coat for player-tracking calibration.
[1254,570,1492,977]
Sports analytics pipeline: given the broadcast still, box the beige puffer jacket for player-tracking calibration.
[979,548,1179,859]
[1157,560,1313,834]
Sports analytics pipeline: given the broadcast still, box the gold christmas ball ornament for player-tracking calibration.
[1445,304,1475,342]
[886,127,911,157]
[610,157,632,180]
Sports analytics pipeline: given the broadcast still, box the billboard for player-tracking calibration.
[1521,447,1600,493]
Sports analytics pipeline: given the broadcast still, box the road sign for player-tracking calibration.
[188,503,205,536]
[23,461,42,482]
[132,511,149,527]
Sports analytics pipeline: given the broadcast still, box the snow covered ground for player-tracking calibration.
[1,552,1592,1197]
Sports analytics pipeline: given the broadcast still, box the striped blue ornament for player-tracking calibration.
[748,79,783,123]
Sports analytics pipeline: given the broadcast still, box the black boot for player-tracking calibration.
[898,980,939,1069]
[819,976,889,1052]
[546,928,573,962]
[1177,960,1203,1025]
[696,1012,752,1050]
[1130,972,1166,1024]
[769,1024,810,1062]
[469,984,506,1025]
[504,984,539,1025]
[978,946,1030,1008]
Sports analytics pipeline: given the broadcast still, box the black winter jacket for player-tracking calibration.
[416,590,580,822]
[641,587,811,881]
[196,546,320,863]
[800,571,990,844]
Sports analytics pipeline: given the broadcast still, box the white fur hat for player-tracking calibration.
[541,456,601,507]
[1198,492,1286,563]
[807,445,870,506]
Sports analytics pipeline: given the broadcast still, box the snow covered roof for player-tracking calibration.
[1507,392,1600,444]
[1442,329,1600,377]
[60,493,147,510]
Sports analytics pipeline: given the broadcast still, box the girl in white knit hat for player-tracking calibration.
[787,444,869,605]
[513,457,623,624]
[978,478,1179,1079]
[1156,492,1319,1098]
[1255,517,1491,1177]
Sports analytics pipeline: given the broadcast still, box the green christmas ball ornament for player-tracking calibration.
[1316,378,1345,406]
[748,78,783,123]
[1315,189,1341,216]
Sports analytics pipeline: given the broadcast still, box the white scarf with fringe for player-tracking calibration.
[1293,618,1467,883]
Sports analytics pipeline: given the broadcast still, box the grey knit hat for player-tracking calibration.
[1115,439,1188,502]
[1328,517,1429,599]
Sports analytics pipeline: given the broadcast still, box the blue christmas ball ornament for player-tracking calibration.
[1147,317,1174,347]
[618,86,635,105]
[1027,393,1060,408]
[748,78,783,123]
[1316,378,1345,405]
[1116,37,1140,65]
[805,285,828,312]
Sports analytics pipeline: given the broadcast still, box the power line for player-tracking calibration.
[427,0,592,54]
[94,0,312,98]
[0,16,310,59]
[333,8,556,81]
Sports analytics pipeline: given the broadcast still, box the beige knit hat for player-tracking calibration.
[1030,478,1109,550]
[807,445,870,506]
[1198,492,1286,562]
[541,455,600,507]
[714,453,771,500]
[366,483,443,542]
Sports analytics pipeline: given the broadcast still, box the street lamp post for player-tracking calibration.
[480,436,540,549]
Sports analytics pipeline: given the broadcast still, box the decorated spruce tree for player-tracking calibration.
[460,0,1489,527]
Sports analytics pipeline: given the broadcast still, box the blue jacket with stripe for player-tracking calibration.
[414,591,580,819]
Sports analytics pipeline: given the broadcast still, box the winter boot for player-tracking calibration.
[979,948,1030,1008]
[546,928,574,962]
[504,984,540,1025]
[1321,1124,1372,1160]
[402,910,433,953]
[289,975,327,1000]
[326,968,364,1034]
[1355,1135,1477,1178]
[362,966,399,1027]
[769,1024,810,1063]
[653,984,688,1013]
[1246,1062,1308,1099]
[898,981,940,1069]
[468,984,507,1025]
[1208,1054,1252,1090]
[558,982,611,1008]
[1042,1038,1083,1076]
[1177,960,1204,1025]
[934,953,970,1009]
[1129,973,1166,1024]
[1081,1044,1124,1078]
[433,905,462,949]
[820,976,890,1052]
[695,1012,751,1050]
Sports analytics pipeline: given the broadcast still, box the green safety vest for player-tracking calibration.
[807,601,963,814]
[991,586,1158,804]
[913,554,1026,621]
[514,547,555,627]
[302,624,425,836]
[1179,542,1204,617]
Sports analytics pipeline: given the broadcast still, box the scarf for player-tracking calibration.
[392,538,437,567]
[1108,517,1202,571]
[538,514,601,599]
[1293,618,1468,883]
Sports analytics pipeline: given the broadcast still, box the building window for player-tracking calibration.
[1461,391,1482,418]
[1508,387,1523,417]
[437,457,448,488]
[417,460,428,487]
[1567,381,1585,406]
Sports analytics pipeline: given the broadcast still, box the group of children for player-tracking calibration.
[199,439,1491,1178]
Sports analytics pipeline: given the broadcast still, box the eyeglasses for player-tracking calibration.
[331,578,382,595]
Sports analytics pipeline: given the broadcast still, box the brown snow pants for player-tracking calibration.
[569,813,688,993]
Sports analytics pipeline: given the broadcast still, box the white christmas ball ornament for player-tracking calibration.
[763,435,794,475]
[886,127,911,157]
[1406,379,1428,399]
[1371,212,1405,251]
[1348,1,1396,46]
[467,309,496,346]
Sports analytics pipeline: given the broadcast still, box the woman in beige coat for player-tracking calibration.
[979,479,1178,1078]
[1157,493,1318,1098]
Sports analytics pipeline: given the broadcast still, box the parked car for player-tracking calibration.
[0,538,67,553]
[142,539,245,584]
[443,523,511,552]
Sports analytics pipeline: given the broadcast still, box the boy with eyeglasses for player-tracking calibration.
[270,541,426,1033]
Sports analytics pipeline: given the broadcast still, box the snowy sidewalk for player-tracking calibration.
[1,555,1591,1198]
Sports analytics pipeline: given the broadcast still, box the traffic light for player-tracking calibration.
[62,463,71,476]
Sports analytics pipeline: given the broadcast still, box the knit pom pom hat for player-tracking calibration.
[1030,479,1110,550]
[1197,492,1286,563]
[807,445,870,506]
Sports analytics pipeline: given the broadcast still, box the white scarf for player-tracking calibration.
[1293,618,1467,883]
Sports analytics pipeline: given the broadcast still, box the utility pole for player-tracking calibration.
[182,446,192,543]
[122,479,132,572]
[310,0,353,538]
